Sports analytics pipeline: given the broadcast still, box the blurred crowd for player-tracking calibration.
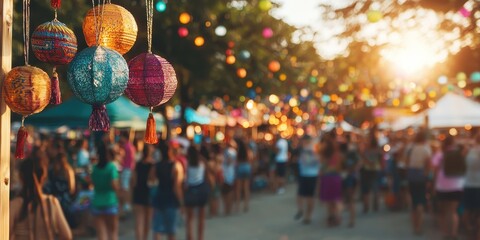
[8,127,480,240]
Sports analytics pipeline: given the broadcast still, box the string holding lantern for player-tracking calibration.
[125,0,177,144]
[31,0,77,105]
[83,3,138,55]
[68,0,129,131]
[4,0,51,159]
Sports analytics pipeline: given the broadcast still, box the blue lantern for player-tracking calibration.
[67,46,128,131]
[239,50,251,60]
[471,72,480,83]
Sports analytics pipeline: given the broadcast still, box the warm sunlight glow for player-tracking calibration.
[381,32,445,75]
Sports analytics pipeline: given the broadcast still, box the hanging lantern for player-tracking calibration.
[179,12,191,24]
[194,36,205,47]
[83,3,138,55]
[67,46,129,131]
[367,10,383,23]
[258,0,272,11]
[125,0,177,144]
[237,68,247,78]
[125,53,177,144]
[239,50,251,60]
[215,25,227,37]
[178,27,189,37]
[226,55,236,65]
[31,19,77,105]
[268,60,281,72]
[262,27,273,39]
[4,66,51,159]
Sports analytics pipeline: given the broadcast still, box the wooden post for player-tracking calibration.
[0,0,12,238]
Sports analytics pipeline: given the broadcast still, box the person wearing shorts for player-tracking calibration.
[151,141,184,240]
[222,140,237,215]
[275,135,289,194]
[91,144,120,240]
[464,134,480,239]
[294,135,320,225]
[434,136,464,240]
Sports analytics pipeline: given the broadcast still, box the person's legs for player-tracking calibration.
[347,188,356,227]
[304,197,314,223]
[243,179,250,212]
[296,195,304,219]
[446,201,460,238]
[198,207,206,240]
[362,193,370,213]
[185,207,194,240]
[134,205,145,240]
[95,215,108,240]
[145,207,153,240]
[105,214,119,240]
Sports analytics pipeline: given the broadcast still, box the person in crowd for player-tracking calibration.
[91,144,120,240]
[341,134,360,227]
[360,134,383,213]
[44,151,76,228]
[464,133,480,240]
[76,139,90,170]
[207,143,223,217]
[184,145,210,240]
[10,148,72,240]
[235,138,252,212]
[150,141,184,240]
[395,137,410,210]
[294,135,321,225]
[289,137,301,182]
[132,144,155,240]
[406,131,432,235]
[319,134,343,227]
[222,140,237,215]
[434,136,465,239]
[119,133,136,214]
[274,134,289,194]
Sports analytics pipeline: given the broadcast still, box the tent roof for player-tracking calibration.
[26,96,164,130]
[428,93,480,128]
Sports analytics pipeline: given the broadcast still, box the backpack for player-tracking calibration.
[443,147,466,177]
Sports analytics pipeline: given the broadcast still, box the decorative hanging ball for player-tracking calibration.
[31,20,77,65]
[268,60,281,72]
[3,66,51,159]
[237,68,247,78]
[51,0,61,8]
[226,55,236,65]
[125,53,177,144]
[67,46,129,131]
[178,27,189,38]
[258,0,272,11]
[179,12,191,24]
[471,72,480,83]
[215,25,227,37]
[194,36,205,47]
[367,10,383,23]
[83,4,138,55]
[262,28,273,39]
[239,50,251,60]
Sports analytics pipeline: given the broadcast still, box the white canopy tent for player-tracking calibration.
[391,93,480,130]
[428,93,480,128]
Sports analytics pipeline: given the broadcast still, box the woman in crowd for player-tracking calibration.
[319,134,343,227]
[360,134,383,213]
[464,133,480,239]
[222,140,237,215]
[341,134,360,227]
[10,148,72,240]
[235,138,252,213]
[150,141,184,240]
[294,135,321,225]
[434,136,465,239]
[207,143,223,217]
[132,144,155,240]
[406,131,432,235]
[45,151,76,228]
[91,144,121,240]
[185,145,210,240]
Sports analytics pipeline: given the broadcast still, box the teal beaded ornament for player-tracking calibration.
[67,46,128,131]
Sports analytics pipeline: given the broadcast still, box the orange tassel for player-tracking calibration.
[145,113,158,144]
[15,126,28,159]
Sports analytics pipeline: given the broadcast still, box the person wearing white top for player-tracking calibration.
[275,136,289,194]
[434,136,465,240]
[464,134,480,239]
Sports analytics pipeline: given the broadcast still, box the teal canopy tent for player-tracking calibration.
[26,96,164,130]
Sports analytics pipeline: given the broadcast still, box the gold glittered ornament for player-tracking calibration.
[82,3,138,55]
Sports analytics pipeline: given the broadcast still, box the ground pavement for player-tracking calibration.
[80,184,443,240]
